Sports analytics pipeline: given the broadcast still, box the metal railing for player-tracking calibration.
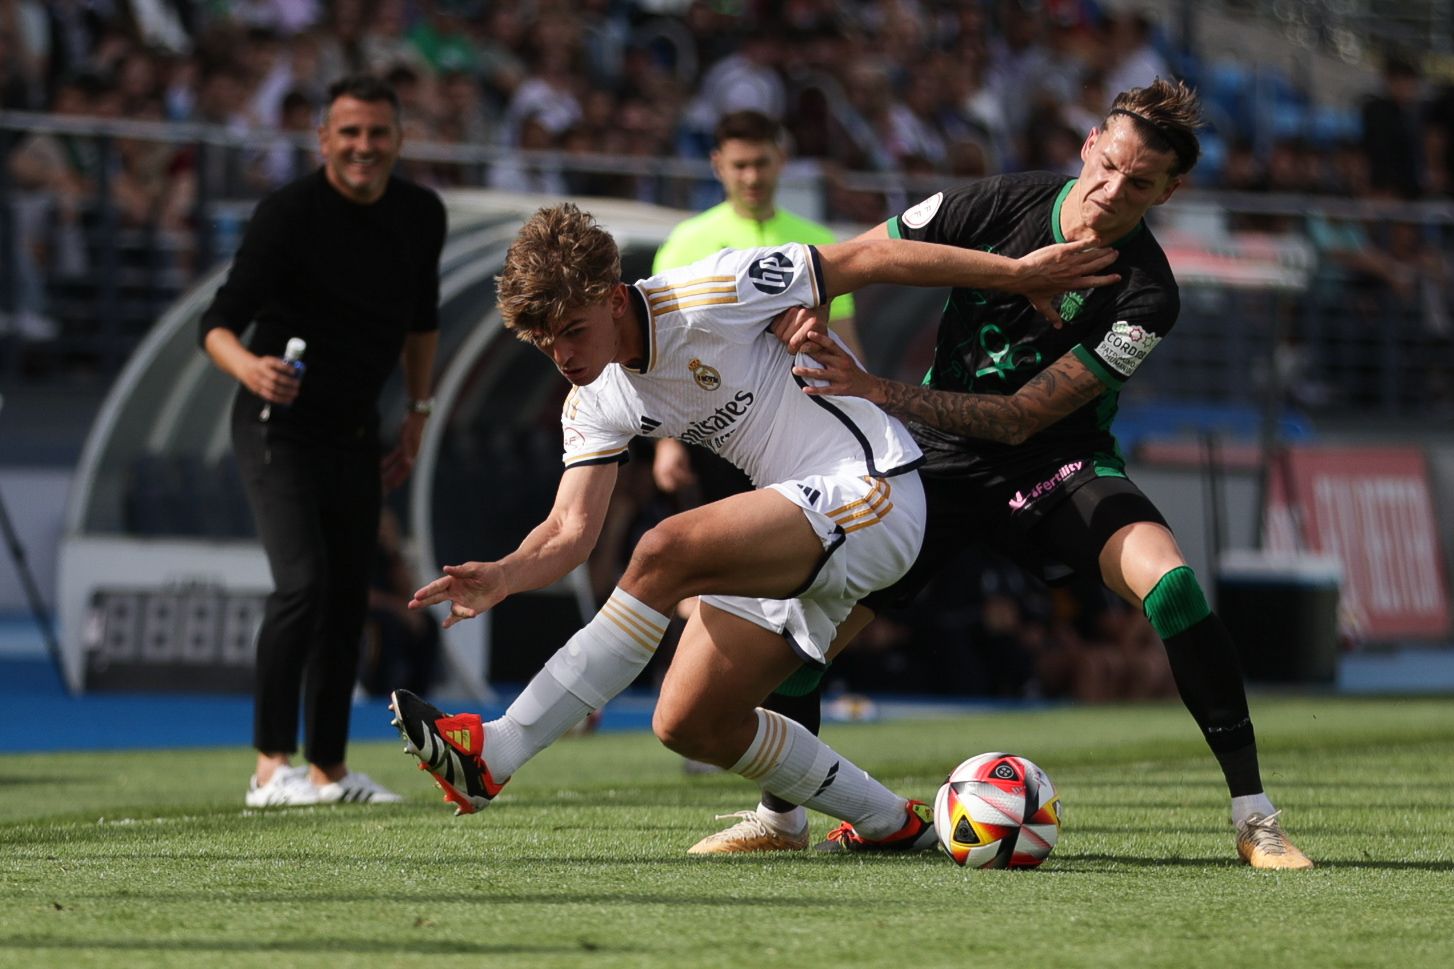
[1187,0,1452,61]
[4,111,1454,423]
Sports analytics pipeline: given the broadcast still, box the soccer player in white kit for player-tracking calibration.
[392,203,1116,850]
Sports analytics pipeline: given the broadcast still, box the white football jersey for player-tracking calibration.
[560,243,922,486]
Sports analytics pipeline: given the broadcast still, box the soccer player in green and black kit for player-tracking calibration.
[782,79,1313,869]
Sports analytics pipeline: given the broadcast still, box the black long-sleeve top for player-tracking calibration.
[199,169,447,432]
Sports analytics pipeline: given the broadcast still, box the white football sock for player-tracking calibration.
[484,668,591,780]
[484,587,667,779]
[732,708,906,840]
[1231,792,1276,826]
[755,801,808,836]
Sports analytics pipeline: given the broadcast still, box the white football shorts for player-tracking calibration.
[700,470,926,665]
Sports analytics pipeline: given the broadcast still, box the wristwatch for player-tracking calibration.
[408,398,435,416]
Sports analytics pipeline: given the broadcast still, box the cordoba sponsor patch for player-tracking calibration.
[1094,320,1161,378]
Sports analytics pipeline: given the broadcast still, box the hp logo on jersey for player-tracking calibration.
[748,252,796,293]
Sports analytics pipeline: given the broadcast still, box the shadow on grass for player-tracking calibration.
[0,937,632,956]
[15,850,847,870]
[41,888,829,906]
[0,775,78,787]
[1034,854,1234,869]
[1056,776,1454,792]
[1309,858,1454,871]
[1053,824,1231,835]
[1057,853,1454,872]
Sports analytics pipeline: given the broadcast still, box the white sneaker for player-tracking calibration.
[316,771,403,804]
[245,766,321,808]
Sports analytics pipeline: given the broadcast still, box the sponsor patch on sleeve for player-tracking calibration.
[747,251,796,294]
[901,192,944,229]
[1094,321,1161,378]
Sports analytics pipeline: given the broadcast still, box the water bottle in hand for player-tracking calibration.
[260,337,307,422]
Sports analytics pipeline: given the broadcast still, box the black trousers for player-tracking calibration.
[233,404,381,766]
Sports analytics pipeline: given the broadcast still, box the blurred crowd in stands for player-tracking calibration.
[5,0,1454,192]
[5,0,1454,357]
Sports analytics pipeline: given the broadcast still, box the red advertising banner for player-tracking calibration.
[1266,446,1451,640]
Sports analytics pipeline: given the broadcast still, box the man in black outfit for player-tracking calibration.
[764,79,1313,868]
[200,75,446,807]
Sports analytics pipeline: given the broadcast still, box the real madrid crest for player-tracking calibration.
[688,358,721,391]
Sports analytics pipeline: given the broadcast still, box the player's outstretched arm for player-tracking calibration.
[410,462,619,627]
[1016,242,1118,328]
[793,336,1105,446]
[820,234,1110,302]
[816,237,1118,324]
[409,561,509,629]
[836,222,1119,328]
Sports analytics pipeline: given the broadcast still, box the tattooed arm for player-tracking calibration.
[792,334,1105,446]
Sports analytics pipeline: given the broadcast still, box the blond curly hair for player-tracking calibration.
[496,203,621,345]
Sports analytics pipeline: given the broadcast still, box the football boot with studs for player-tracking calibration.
[688,810,810,854]
[1235,810,1314,870]
[389,689,506,815]
[814,799,938,853]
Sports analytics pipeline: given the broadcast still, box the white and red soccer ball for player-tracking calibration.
[933,752,1063,868]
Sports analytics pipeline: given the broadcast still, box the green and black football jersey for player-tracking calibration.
[889,172,1178,483]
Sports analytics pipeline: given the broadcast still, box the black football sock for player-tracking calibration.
[1144,567,1262,798]
[1161,613,1263,797]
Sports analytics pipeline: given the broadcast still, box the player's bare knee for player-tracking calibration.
[622,522,698,603]
[656,703,734,762]
[650,705,679,750]
[652,703,703,758]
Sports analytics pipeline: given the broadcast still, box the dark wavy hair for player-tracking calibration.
[714,110,783,149]
[323,74,401,124]
[1105,78,1204,176]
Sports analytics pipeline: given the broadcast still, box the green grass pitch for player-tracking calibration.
[2,696,1451,968]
